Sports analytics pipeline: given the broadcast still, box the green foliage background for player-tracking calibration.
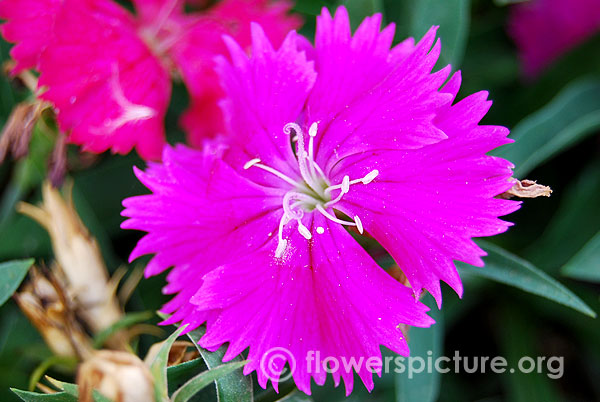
[1,0,599,401]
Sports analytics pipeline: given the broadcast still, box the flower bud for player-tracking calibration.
[77,350,154,402]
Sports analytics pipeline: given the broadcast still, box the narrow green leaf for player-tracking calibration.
[28,357,77,391]
[171,360,249,402]
[167,358,205,386]
[0,258,34,307]
[495,78,600,177]
[158,312,253,402]
[562,231,600,283]
[11,389,77,402]
[391,0,470,68]
[396,294,443,402]
[93,311,154,348]
[149,325,187,402]
[44,378,112,402]
[524,159,600,270]
[457,241,596,317]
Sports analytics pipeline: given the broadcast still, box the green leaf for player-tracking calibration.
[93,311,154,348]
[524,159,600,271]
[495,78,600,177]
[0,258,34,307]
[44,378,112,402]
[171,360,249,402]
[562,231,600,283]
[396,294,443,402]
[341,0,385,29]
[167,358,205,384]
[148,325,187,402]
[386,0,470,68]
[11,389,77,402]
[158,312,253,402]
[457,241,596,317]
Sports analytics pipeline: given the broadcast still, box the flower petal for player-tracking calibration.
[216,23,316,181]
[333,84,521,306]
[192,213,433,395]
[37,0,171,160]
[0,0,60,73]
[307,7,452,172]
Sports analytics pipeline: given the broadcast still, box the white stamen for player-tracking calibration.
[244,158,261,170]
[316,226,325,234]
[297,221,312,240]
[316,204,357,228]
[354,215,364,234]
[362,170,379,184]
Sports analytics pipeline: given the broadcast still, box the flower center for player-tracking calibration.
[244,122,378,258]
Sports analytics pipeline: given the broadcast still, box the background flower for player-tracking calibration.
[508,0,600,78]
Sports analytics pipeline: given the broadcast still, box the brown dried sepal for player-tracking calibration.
[0,102,42,163]
[17,182,126,349]
[498,179,553,199]
[14,267,93,359]
[77,350,155,402]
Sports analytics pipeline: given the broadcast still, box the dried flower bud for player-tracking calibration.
[77,350,154,402]
[498,179,553,199]
[17,183,124,346]
[14,267,93,359]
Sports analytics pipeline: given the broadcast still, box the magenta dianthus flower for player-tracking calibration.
[0,0,300,159]
[508,0,600,78]
[122,7,520,394]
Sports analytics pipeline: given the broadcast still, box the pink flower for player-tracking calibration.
[122,7,519,395]
[0,0,300,159]
[508,0,600,78]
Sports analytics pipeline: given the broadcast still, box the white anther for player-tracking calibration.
[361,169,379,184]
[341,175,350,193]
[308,122,318,137]
[316,226,325,234]
[354,215,364,234]
[297,222,312,240]
[362,170,379,184]
[244,158,261,170]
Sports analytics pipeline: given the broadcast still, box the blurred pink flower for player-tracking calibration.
[122,7,520,394]
[0,0,301,159]
[508,0,600,78]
